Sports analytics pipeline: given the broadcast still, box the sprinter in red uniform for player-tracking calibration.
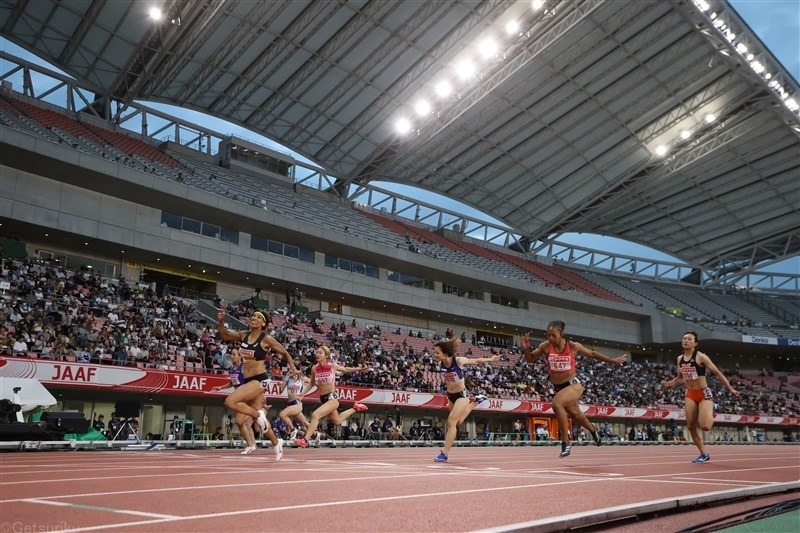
[522,321,627,457]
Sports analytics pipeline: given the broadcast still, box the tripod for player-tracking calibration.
[112,419,141,444]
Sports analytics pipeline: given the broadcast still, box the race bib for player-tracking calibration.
[549,355,571,372]
[443,372,458,384]
[680,365,698,380]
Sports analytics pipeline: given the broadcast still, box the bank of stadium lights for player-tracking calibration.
[653,115,715,157]
[395,1,548,135]
[691,0,799,115]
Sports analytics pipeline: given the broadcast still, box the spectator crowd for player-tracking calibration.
[1,256,798,419]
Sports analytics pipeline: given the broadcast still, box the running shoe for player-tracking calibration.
[434,451,448,463]
[469,394,488,404]
[289,429,298,441]
[256,409,268,431]
[353,402,368,412]
[591,429,602,446]
[274,438,284,461]
[691,454,710,463]
[240,445,256,455]
[559,443,572,458]
[294,437,308,448]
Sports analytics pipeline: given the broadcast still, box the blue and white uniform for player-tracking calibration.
[439,357,468,404]
[229,363,244,389]
[286,375,304,406]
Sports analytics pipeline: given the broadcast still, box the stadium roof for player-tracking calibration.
[2,0,799,270]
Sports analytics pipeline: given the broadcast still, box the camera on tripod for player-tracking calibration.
[0,398,21,423]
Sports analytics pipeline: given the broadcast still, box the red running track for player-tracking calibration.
[1,445,798,532]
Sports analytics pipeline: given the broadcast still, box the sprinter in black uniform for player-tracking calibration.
[218,308,297,455]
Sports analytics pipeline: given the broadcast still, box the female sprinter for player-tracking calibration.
[279,368,311,440]
[522,321,627,458]
[432,337,500,463]
[292,345,368,448]
[210,349,278,456]
[217,308,297,456]
[660,331,739,463]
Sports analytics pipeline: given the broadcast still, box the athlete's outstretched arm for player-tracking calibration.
[572,341,627,365]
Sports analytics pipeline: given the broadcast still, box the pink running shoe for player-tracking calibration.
[294,437,308,448]
[353,402,368,412]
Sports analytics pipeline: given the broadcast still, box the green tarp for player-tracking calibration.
[64,428,107,441]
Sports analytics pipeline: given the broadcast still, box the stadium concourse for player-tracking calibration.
[0,0,798,530]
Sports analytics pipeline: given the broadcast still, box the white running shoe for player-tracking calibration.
[256,409,268,431]
[274,439,284,462]
[241,445,256,455]
[289,429,298,441]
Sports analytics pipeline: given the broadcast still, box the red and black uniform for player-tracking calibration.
[679,350,713,403]
[547,341,581,392]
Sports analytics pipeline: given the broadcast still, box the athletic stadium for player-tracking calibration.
[0,0,798,531]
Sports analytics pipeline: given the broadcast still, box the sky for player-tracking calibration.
[0,1,798,273]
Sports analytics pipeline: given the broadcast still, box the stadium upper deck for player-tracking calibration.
[0,89,798,356]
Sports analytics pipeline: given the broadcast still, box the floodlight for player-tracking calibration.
[478,39,498,60]
[435,81,452,98]
[149,7,163,21]
[395,118,412,134]
[414,100,431,117]
[655,145,668,156]
[456,59,475,80]
[505,20,519,36]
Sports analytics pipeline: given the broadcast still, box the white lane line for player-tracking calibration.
[670,477,777,484]
[57,477,605,533]
[20,498,178,519]
[615,478,762,488]
[533,470,623,477]
[0,471,448,503]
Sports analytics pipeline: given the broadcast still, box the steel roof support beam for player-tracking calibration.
[209,2,334,117]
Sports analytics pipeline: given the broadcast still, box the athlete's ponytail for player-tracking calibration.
[434,337,461,357]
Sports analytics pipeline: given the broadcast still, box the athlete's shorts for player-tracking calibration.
[287,399,301,407]
[320,392,339,403]
[243,373,269,385]
[686,387,713,403]
[553,376,581,393]
[447,390,468,404]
